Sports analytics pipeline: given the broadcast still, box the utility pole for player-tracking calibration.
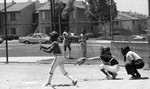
[148,0,150,17]
[110,0,113,40]
[50,0,55,31]
[58,7,61,35]
[52,0,55,31]
[4,0,9,63]
[148,0,150,44]
[50,0,53,31]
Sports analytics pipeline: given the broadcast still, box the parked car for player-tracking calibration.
[0,37,4,44]
[58,35,63,43]
[132,35,146,41]
[19,33,51,44]
[69,33,80,43]
[58,33,80,43]
[86,32,93,38]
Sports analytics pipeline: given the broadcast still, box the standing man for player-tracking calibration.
[79,27,87,58]
[62,27,72,58]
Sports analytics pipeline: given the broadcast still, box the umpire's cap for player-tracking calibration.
[121,46,130,56]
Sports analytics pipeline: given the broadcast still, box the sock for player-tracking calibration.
[65,72,74,81]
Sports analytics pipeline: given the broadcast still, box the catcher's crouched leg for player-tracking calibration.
[77,57,86,65]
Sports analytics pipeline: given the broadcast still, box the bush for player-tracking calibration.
[0,34,19,40]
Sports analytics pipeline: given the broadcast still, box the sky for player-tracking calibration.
[0,0,149,15]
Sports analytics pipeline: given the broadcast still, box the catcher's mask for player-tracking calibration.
[121,46,130,56]
[100,46,110,55]
[50,31,59,42]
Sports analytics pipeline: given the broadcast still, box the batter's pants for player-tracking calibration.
[49,56,67,75]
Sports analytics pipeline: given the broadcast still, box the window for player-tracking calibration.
[42,11,50,20]
[8,28,16,35]
[10,13,18,21]
[116,21,119,25]
[42,27,50,34]
[132,20,136,24]
[42,11,45,20]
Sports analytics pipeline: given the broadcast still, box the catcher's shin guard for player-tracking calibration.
[101,69,109,76]
[108,71,118,78]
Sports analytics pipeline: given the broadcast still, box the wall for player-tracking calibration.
[19,2,36,36]
[38,10,51,33]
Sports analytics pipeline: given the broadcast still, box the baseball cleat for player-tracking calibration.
[72,79,77,86]
[44,83,51,86]
[112,73,118,79]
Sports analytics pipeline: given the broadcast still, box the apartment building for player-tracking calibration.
[0,2,36,36]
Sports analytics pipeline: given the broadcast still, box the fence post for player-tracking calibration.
[148,56,150,69]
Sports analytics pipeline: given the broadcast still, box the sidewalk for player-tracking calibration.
[0,56,52,63]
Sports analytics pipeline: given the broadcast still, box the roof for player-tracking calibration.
[0,3,14,11]
[115,12,138,20]
[3,2,33,12]
[56,0,68,3]
[121,11,148,19]
[35,2,46,10]
[37,0,85,11]
[37,2,50,11]
[74,1,86,9]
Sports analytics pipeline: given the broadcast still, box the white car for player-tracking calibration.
[132,35,146,41]
[19,33,51,44]
[0,37,4,44]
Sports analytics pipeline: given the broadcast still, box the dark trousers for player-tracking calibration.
[125,59,144,76]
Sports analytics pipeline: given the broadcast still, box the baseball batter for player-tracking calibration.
[40,31,77,86]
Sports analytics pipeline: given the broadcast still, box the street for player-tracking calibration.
[0,63,150,89]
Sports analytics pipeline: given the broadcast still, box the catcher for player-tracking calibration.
[77,46,120,79]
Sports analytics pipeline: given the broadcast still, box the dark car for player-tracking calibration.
[58,35,63,43]
[19,33,51,44]
[58,33,80,43]
[0,37,4,44]
[69,33,80,43]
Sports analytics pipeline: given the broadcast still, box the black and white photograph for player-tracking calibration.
[0,0,150,89]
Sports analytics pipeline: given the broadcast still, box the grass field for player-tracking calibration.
[0,42,108,58]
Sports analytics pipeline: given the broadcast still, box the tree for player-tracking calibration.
[85,0,118,23]
[61,0,75,19]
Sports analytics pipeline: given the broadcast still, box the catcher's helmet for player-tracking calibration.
[121,46,130,56]
[100,46,111,55]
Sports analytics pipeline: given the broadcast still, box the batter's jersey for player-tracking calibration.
[51,41,61,55]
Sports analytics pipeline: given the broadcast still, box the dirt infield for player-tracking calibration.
[0,63,150,89]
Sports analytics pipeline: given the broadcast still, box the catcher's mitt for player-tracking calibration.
[77,57,86,65]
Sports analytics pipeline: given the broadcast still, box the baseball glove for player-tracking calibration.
[77,57,86,65]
